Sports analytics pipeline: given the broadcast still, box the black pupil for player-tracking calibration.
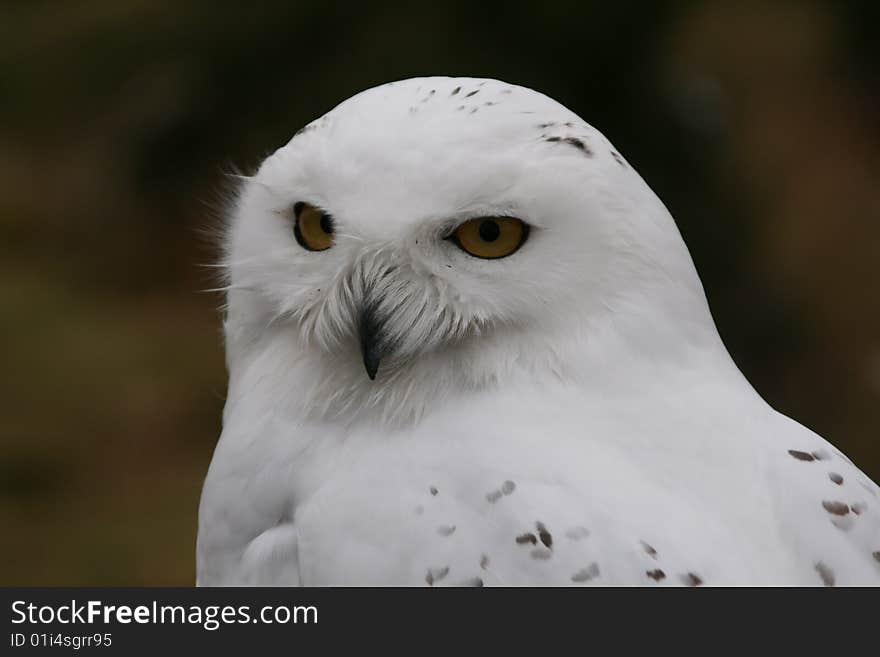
[319,213,333,234]
[478,220,500,242]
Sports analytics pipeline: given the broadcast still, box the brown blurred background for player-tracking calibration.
[1,1,877,584]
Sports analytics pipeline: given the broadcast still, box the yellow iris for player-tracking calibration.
[294,202,334,251]
[451,217,528,259]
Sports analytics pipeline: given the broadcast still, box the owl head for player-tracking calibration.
[220,77,718,423]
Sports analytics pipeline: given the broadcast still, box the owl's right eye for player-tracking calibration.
[293,202,334,251]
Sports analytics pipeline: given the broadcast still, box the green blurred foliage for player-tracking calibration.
[1,0,877,584]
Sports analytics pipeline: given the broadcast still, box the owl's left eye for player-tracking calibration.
[293,202,334,251]
[449,217,529,259]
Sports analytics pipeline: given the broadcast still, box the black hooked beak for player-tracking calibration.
[359,303,387,380]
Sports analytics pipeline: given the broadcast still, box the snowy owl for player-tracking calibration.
[197,77,880,586]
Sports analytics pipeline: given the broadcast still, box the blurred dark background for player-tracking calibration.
[1,1,877,584]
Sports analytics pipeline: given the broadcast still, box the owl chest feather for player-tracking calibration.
[198,380,867,586]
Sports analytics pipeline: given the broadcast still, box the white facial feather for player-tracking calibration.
[221,77,719,424]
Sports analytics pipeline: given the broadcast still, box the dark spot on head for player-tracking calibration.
[681,573,703,587]
[562,136,592,156]
[815,562,834,587]
[456,105,465,111]
[829,472,844,485]
[501,480,515,495]
[425,566,449,586]
[451,86,461,95]
[640,541,658,558]
[537,122,555,129]
[465,90,479,97]
[486,490,502,503]
[469,107,478,114]
[788,450,815,462]
[480,554,490,569]
[822,500,850,516]
[429,486,438,496]
[646,569,666,581]
[545,136,561,143]
[536,522,553,549]
[516,533,538,545]
[564,122,574,127]
[437,525,456,536]
[873,551,880,563]
[484,101,495,106]
[463,577,484,587]
[611,151,626,167]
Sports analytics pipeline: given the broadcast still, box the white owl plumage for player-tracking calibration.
[197,77,880,586]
